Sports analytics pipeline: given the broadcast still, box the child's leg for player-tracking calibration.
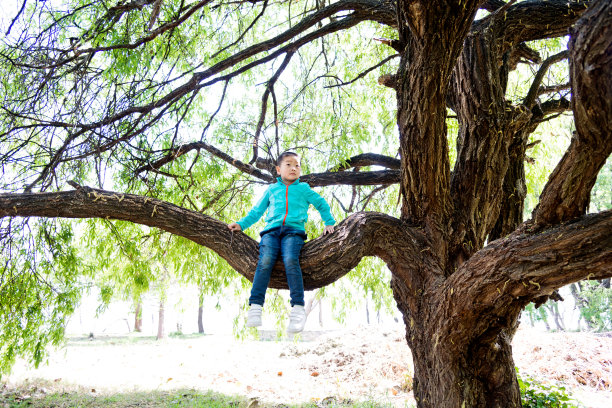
[280,231,306,307]
[249,230,281,306]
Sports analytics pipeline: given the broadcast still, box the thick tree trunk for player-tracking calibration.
[392,275,522,407]
[423,333,520,407]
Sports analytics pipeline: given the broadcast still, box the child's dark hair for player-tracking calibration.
[276,151,299,166]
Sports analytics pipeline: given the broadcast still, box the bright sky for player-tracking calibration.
[1,1,20,32]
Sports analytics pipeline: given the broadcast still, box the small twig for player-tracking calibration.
[324,54,399,89]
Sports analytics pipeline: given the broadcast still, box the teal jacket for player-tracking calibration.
[237,178,335,233]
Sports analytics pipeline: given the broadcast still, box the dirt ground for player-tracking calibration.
[2,324,611,407]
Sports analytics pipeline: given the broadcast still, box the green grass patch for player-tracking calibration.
[0,382,411,408]
[517,369,583,408]
[1,387,245,408]
[66,333,210,347]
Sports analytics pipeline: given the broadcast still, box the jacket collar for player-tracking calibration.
[276,177,300,185]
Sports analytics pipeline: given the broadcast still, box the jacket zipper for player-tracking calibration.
[282,183,289,225]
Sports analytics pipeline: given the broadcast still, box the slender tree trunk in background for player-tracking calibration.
[319,299,323,327]
[305,290,322,323]
[570,283,595,330]
[157,300,165,340]
[546,303,566,331]
[134,302,143,332]
[197,289,205,334]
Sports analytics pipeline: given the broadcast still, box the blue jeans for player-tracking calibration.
[249,226,307,307]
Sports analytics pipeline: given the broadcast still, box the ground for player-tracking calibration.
[2,324,611,407]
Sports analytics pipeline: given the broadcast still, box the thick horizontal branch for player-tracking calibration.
[537,83,571,97]
[329,153,401,171]
[493,0,589,49]
[481,0,507,13]
[137,143,401,186]
[302,170,400,186]
[441,210,612,347]
[531,97,571,120]
[0,187,425,290]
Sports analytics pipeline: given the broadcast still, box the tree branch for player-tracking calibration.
[537,83,570,97]
[250,51,294,164]
[136,144,401,186]
[302,170,400,187]
[136,141,275,182]
[523,50,568,108]
[5,0,28,36]
[443,209,612,348]
[4,0,397,192]
[328,153,401,171]
[324,54,399,89]
[0,188,426,291]
[496,0,590,48]
[534,0,612,226]
[531,97,571,122]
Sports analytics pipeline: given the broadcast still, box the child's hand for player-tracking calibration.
[228,223,242,232]
[322,225,334,236]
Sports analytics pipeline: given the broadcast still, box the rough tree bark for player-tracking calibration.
[534,0,612,226]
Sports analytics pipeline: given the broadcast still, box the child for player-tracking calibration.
[228,151,335,333]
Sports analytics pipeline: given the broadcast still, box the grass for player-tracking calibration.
[1,387,245,407]
[0,381,412,408]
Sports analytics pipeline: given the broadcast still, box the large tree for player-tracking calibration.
[1,0,611,406]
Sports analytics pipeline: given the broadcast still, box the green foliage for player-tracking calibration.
[590,157,612,212]
[573,280,612,332]
[523,303,551,329]
[517,369,581,408]
[0,220,86,377]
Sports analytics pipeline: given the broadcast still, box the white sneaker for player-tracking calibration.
[287,305,306,333]
[246,304,262,327]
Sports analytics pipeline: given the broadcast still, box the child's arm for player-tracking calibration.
[305,187,336,234]
[228,189,270,232]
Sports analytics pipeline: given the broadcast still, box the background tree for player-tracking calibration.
[1,0,611,407]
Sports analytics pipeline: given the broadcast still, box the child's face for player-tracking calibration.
[276,155,301,183]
